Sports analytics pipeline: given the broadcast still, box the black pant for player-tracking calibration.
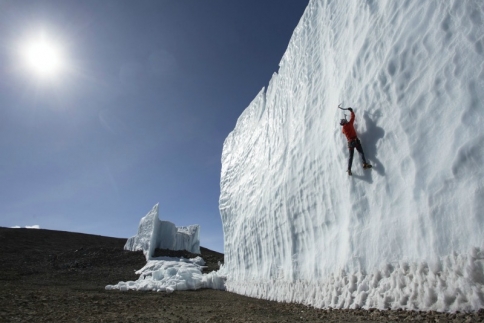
[347,138,367,171]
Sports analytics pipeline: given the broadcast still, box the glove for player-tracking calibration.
[348,107,353,112]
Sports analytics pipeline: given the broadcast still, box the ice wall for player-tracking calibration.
[220,0,484,312]
[125,204,200,259]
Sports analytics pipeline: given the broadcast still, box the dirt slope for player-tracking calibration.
[0,227,481,322]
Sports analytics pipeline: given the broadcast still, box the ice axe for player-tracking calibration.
[337,103,351,111]
[338,103,351,121]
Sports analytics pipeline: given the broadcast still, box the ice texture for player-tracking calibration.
[105,256,227,292]
[107,204,225,292]
[220,0,484,312]
[125,203,200,260]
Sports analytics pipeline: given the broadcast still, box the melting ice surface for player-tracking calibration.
[124,203,200,260]
[106,204,226,292]
[105,256,226,293]
[220,0,484,312]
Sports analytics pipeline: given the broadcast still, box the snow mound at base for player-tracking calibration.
[105,256,226,292]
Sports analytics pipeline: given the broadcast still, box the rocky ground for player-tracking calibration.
[0,227,482,322]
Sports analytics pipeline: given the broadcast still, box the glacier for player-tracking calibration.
[220,0,484,312]
[124,203,200,260]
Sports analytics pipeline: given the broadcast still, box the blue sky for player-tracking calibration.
[0,0,308,252]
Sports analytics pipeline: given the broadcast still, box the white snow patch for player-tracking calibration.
[106,257,227,293]
[11,225,40,229]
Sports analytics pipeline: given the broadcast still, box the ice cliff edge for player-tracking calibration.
[125,203,200,260]
[220,0,484,312]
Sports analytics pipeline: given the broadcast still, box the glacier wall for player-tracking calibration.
[125,203,200,260]
[220,0,484,312]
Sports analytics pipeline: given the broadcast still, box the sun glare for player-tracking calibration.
[22,35,64,78]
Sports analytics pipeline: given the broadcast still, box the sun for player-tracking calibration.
[22,35,64,78]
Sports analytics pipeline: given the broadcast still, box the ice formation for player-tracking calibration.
[105,256,226,292]
[124,203,200,260]
[107,203,226,292]
[220,0,484,312]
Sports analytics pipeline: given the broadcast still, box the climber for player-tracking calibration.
[339,106,372,176]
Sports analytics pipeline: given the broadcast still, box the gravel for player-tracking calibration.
[1,227,482,322]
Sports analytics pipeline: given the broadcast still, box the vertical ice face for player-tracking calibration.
[125,203,201,259]
[220,0,484,312]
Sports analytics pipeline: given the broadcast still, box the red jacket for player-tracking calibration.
[342,111,357,141]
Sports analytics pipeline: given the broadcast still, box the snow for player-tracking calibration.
[106,203,226,292]
[220,0,484,312]
[105,256,226,293]
[124,203,200,260]
[11,225,40,229]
